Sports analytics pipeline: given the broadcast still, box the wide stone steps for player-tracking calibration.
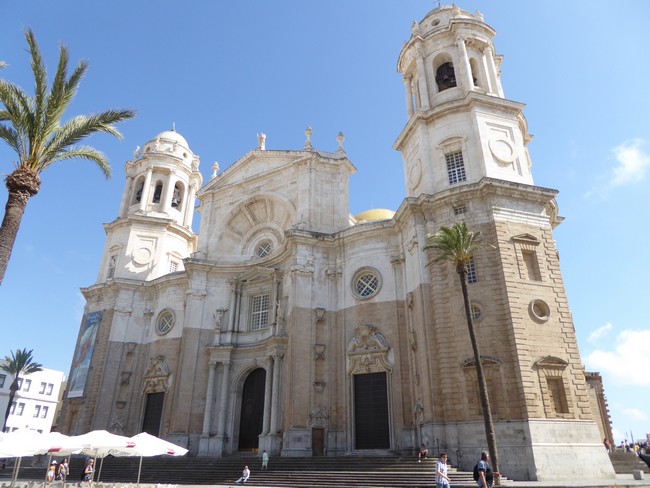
[608,451,650,474]
[2,455,478,488]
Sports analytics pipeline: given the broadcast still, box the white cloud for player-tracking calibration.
[584,329,650,386]
[610,139,650,186]
[620,407,649,422]
[588,322,612,343]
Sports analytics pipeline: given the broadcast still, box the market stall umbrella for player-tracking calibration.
[127,432,188,486]
[0,429,45,487]
[70,430,136,481]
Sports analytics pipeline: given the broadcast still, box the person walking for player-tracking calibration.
[435,452,451,488]
[58,459,69,483]
[235,465,250,484]
[79,459,94,487]
[46,461,57,484]
[475,451,493,488]
[261,450,269,470]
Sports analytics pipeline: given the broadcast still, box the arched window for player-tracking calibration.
[171,182,184,210]
[435,62,457,91]
[469,58,481,88]
[132,177,145,204]
[152,181,163,203]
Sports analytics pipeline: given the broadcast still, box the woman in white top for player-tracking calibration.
[436,452,451,488]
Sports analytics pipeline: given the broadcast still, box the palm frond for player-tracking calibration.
[44,145,111,177]
[0,124,22,160]
[424,222,484,269]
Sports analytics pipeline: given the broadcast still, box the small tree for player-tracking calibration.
[424,222,500,481]
[1,348,43,431]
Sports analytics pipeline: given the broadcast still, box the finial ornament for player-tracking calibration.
[257,133,267,150]
[172,122,176,131]
[337,132,345,152]
[411,21,420,36]
[211,161,220,179]
[133,146,140,160]
[304,126,313,150]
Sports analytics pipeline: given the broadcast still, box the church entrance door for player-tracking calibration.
[238,368,266,451]
[142,392,164,436]
[312,427,325,456]
[353,372,390,449]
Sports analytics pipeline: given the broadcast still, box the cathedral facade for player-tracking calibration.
[59,6,615,481]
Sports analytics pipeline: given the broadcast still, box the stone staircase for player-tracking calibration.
[1,455,477,488]
[608,450,650,475]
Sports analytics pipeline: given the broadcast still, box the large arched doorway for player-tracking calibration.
[238,368,266,451]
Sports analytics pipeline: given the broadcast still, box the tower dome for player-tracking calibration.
[151,130,189,148]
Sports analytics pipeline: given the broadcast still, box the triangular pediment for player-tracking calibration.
[511,233,540,245]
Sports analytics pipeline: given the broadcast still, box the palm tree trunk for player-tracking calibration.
[458,270,500,482]
[2,380,19,431]
[0,170,39,285]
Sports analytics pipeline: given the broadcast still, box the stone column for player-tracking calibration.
[415,47,431,110]
[456,37,474,90]
[217,360,231,436]
[403,76,415,117]
[118,176,133,217]
[202,360,217,436]
[262,356,273,435]
[270,353,282,433]
[227,282,238,332]
[161,171,175,209]
[138,167,153,212]
[183,182,197,227]
[484,45,503,97]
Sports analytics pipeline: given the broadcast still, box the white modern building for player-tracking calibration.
[0,366,66,433]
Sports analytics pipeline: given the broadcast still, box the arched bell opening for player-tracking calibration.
[171,182,184,211]
[152,181,163,204]
[436,62,457,91]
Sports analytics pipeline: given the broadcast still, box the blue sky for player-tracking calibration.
[1,1,648,445]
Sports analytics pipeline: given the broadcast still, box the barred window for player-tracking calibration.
[453,203,467,216]
[470,304,481,321]
[466,256,477,284]
[446,151,467,185]
[256,240,273,258]
[352,268,382,300]
[251,294,270,331]
[156,310,175,335]
[169,260,178,273]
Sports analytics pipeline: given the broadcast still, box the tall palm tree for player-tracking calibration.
[424,222,500,482]
[1,348,43,431]
[0,29,135,284]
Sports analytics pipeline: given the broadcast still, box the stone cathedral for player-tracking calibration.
[59,5,615,481]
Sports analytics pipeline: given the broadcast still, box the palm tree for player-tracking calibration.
[1,348,43,431]
[424,222,500,482]
[0,29,135,285]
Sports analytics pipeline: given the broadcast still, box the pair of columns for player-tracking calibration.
[202,353,283,438]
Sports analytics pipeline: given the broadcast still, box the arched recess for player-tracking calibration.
[347,325,393,450]
[461,356,504,419]
[141,355,173,436]
[171,181,185,211]
[132,176,145,205]
[433,54,457,92]
[217,195,295,258]
[237,367,267,451]
[534,356,573,418]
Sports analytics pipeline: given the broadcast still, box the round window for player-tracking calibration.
[352,268,382,300]
[156,310,175,335]
[256,240,273,258]
[529,299,551,323]
[470,304,482,321]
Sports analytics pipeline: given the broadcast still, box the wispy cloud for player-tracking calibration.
[610,139,650,186]
[620,406,649,422]
[588,322,612,343]
[584,329,650,386]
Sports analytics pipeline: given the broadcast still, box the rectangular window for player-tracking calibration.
[522,250,542,281]
[250,294,270,331]
[23,379,31,392]
[169,261,178,273]
[46,383,53,396]
[34,405,41,418]
[41,406,49,419]
[547,377,569,414]
[9,402,16,415]
[466,256,477,284]
[446,151,467,185]
[453,203,467,215]
[16,403,25,416]
[17,378,22,389]
[39,382,47,394]
[0,374,5,388]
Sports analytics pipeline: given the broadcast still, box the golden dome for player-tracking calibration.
[354,208,395,223]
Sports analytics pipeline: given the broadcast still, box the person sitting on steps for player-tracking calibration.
[418,443,428,462]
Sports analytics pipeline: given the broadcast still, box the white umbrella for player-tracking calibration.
[127,432,188,486]
[70,430,136,482]
[0,429,44,488]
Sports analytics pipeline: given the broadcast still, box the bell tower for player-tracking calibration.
[97,130,203,283]
[394,5,534,198]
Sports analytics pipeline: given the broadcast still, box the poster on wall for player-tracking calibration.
[67,310,102,398]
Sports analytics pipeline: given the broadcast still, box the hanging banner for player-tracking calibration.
[67,310,102,398]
